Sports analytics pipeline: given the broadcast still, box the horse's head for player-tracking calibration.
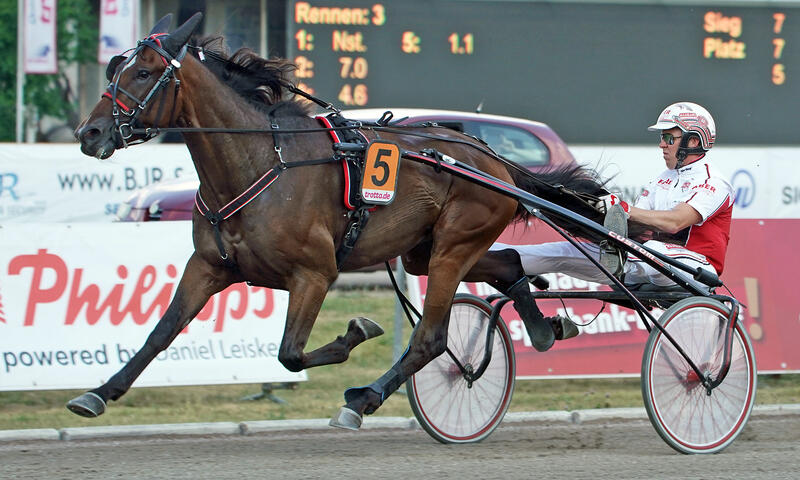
[75,13,203,159]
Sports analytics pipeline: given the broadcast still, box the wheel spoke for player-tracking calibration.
[642,298,756,454]
[409,296,515,443]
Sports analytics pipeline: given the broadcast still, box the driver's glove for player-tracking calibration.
[593,194,630,218]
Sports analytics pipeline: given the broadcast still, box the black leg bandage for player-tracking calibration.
[344,365,404,407]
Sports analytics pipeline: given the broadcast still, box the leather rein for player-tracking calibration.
[108,43,595,204]
[105,44,602,267]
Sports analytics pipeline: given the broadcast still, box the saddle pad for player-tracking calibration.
[315,115,377,210]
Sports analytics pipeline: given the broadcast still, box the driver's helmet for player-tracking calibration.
[647,102,716,150]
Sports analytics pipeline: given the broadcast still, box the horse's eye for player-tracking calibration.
[137,70,151,80]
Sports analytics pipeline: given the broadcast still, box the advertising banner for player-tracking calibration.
[0,222,305,391]
[5,144,795,223]
[408,220,800,378]
[98,0,139,64]
[0,144,194,223]
[409,149,800,377]
[23,0,58,74]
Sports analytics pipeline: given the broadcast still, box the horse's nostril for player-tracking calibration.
[79,126,101,142]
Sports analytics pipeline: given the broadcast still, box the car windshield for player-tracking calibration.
[478,124,549,167]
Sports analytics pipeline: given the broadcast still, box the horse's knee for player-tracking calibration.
[145,316,183,352]
[278,349,304,372]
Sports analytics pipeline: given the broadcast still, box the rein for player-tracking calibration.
[109,41,603,266]
[113,41,598,208]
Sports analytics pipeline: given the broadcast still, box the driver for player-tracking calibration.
[468,102,734,352]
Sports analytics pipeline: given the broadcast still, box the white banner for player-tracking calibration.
[98,0,139,64]
[571,145,800,219]
[0,143,195,223]
[4,143,795,224]
[0,222,305,391]
[23,0,57,74]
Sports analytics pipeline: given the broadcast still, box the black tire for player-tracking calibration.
[641,297,757,454]
[407,294,516,443]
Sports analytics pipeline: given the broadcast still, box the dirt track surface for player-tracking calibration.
[2,416,798,479]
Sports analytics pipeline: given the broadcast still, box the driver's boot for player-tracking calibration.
[506,278,578,352]
[599,204,629,278]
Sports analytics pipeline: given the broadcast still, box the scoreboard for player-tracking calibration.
[286,1,798,145]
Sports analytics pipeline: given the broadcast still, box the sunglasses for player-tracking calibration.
[660,133,682,145]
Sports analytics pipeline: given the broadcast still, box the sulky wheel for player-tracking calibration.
[641,296,757,454]
[407,294,516,443]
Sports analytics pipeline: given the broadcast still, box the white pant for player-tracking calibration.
[489,240,715,286]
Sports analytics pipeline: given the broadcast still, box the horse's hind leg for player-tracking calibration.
[276,268,384,373]
[332,204,513,430]
[462,247,526,290]
[66,254,234,417]
[463,248,558,351]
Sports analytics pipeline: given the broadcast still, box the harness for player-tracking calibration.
[104,41,389,270]
[193,110,386,270]
[104,41,607,273]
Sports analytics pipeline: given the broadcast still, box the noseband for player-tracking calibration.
[103,35,187,148]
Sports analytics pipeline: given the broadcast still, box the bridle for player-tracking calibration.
[103,34,188,148]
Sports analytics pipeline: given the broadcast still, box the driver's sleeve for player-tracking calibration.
[683,175,734,225]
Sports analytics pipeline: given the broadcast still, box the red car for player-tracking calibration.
[117,108,576,221]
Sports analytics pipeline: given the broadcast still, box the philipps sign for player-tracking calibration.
[0,222,305,391]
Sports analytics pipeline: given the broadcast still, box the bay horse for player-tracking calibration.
[71,13,609,429]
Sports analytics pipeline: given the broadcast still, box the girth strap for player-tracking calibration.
[335,206,371,270]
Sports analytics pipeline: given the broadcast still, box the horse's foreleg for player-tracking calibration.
[66,254,234,417]
[331,240,503,430]
[277,269,384,373]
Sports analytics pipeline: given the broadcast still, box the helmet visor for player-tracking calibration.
[648,120,680,132]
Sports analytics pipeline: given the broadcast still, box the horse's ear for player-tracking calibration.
[149,14,173,36]
[105,55,127,82]
[162,12,203,58]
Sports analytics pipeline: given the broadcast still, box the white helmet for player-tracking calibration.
[648,102,716,151]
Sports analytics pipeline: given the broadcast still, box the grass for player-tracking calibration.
[1,288,798,430]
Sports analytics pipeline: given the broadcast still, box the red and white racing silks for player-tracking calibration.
[490,153,732,286]
[635,153,733,274]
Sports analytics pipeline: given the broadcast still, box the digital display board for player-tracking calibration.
[286,1,797,145]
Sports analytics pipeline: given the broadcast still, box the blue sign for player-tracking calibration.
[730,169,755,208]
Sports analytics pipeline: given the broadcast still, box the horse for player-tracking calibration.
[71,12,610,429]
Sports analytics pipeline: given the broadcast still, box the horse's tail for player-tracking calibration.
[507,165,645,242]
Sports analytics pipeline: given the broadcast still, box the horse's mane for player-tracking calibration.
[189,36,310,117]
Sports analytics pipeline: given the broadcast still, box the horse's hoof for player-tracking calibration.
[329,406,363,431]
[66,392,107,418]
[350,317,384,340]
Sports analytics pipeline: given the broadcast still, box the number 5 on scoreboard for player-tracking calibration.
[361,140,401,205]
